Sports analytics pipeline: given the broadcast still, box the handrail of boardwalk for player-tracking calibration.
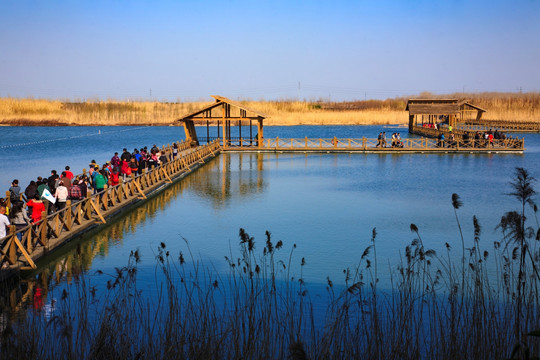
[0,140,221,272]
[409,127,525,150]
[214,136,524,151]
[462,119,540,132]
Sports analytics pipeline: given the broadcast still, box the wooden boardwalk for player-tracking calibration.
[0,140,221,279]
[0,133,525,279]
[214,136,525,153]
[460,119,540,133]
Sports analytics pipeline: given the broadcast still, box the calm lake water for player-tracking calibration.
[1,125,540,305]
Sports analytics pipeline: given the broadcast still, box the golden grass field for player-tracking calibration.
[0,92,538,126]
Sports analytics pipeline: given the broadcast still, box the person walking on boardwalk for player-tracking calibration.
[48,170,59,194]
[0,205,10,239]
[37,177,51,199]
[59,172,72,191]
[9,179,21,203]
[121,148,131,162]
[69,180,83,201]
[54,181,69,211]
[64,166,74,181]
[137,149,147,174]
[93,170,107,194]
[27,194,46,225]
[79,176,89,198]
[24,180,38,201]
[129,157,139,176]
[9,200,30,241]
[120,159,130,181]
[109,168,120,187]
[111,152,121,170]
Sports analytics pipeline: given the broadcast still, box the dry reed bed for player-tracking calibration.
[0,92,538,126]
[2,168,540,359]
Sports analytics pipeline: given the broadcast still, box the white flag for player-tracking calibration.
[42,188,56,204]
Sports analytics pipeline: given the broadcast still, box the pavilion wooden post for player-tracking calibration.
[408,114,415,133]
[257,118,264,148]
[449,114,456,129]
[222,105,227,148]
[182,121,192,144]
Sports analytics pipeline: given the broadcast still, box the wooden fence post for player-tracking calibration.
[5,191,11,208]
[8,226,17,264]
[40,211,47,247]
[65,200,72,230]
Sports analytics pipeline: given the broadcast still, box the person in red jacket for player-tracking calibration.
[27,194,46,225]
[120,159,130,181]
[109,168,120,187]
[64,166,74,180]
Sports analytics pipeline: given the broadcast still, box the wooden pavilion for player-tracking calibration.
[406,99,486,132]
[176,95,267,148]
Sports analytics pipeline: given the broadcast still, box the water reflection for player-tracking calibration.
[1,153,268,313]
[181,152,266,208]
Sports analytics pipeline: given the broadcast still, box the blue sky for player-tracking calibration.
[0,0,539,101]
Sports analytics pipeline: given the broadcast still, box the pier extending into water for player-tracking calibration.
[208,136,524,153]
[0,140,220,278]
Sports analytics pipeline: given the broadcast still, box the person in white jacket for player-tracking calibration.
[54,181,69,211]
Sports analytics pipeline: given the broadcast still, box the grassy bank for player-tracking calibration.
[2,168,540,359]
[0,92,538,126]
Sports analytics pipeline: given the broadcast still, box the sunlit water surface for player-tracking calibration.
[1,125,540,313]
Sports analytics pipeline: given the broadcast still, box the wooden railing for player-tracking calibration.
[213,136,524,151]
[410,126,524,150]
[0,140,221,271]
[462,119,540,132]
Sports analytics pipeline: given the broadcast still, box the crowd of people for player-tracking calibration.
[436,129,510,148]
[0,143,179,240]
